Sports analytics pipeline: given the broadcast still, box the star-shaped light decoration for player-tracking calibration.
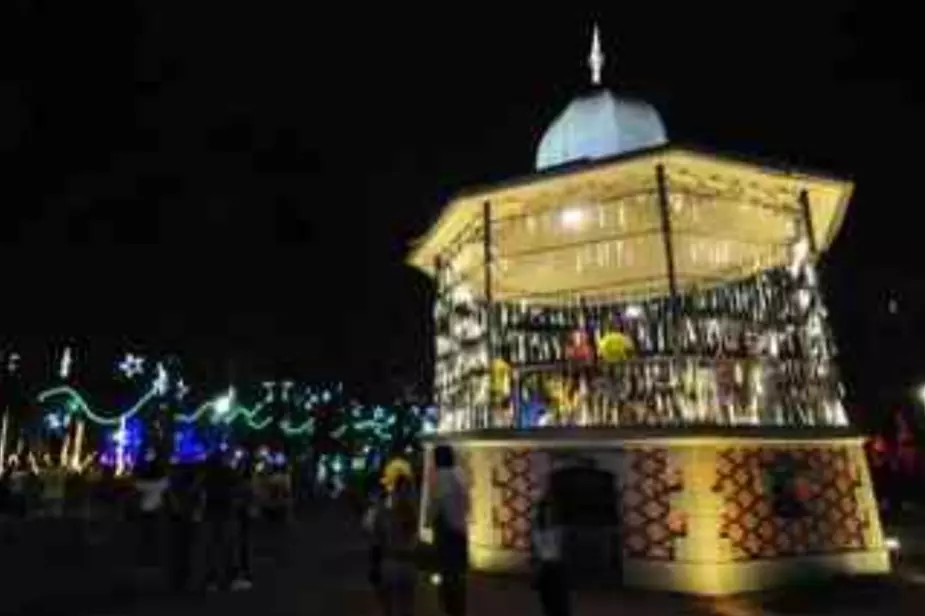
[118,353,145,379]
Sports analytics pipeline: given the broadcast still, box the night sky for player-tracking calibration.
[2,3,924,421]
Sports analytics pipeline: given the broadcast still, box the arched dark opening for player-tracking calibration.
[547,465,622,583]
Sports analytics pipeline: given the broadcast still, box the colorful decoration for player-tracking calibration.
[564,329,594,363]
[490,358,511,395]
[544,376,580,422]
[597,331,634,363]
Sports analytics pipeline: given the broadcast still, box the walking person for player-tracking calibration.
[363,485,389,609]
[230,456,255,591]
[426,445,469,616]
[166,463,201,594]
[7,458,28,519]
[134,454,170,570]
[201,451,236,591]
[531,496,570,616]
[379,473,419,616]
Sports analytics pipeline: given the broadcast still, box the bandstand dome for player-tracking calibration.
[535,88,668,171]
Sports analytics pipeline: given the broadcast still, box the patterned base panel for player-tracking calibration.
[622,448,686,560]
[491,449,539,551]
[713,446,869,560]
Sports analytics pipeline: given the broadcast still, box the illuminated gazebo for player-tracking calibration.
[411,27,888,594]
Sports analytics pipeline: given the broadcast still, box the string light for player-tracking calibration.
[59,347,73,380]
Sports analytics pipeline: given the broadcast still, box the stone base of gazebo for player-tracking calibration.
[418,427,889,595]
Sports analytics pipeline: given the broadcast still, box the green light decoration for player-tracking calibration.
[38,385,278,430]
[37,385,160,427]
[35,384,349,437]
[35,381,434,450]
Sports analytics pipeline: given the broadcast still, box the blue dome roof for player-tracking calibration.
[535,88,668,171]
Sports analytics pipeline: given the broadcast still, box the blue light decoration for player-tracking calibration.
[172,423,209,463]
[99,416,144,470]
[517,396,546,429]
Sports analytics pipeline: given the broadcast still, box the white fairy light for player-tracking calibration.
[6,352,20,375]
[59,347,73,380]
[214,387,236,416]
[561,208,585,229]
[589,23,605,86]
[175,379,190,401]
[261,381,276,403]
[153,362,169,396]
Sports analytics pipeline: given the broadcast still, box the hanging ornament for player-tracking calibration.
[545,375,580,421]
[597,331,634,364]
[564,329,594,363]
[490,358,512,395]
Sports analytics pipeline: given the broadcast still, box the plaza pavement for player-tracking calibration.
[5,506,925,616]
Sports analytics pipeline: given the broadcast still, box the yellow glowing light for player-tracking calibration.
[598,331,634,363]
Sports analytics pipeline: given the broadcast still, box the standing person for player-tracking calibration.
[7,458,28,518]
[166,463,201,594]
[426,445,469,616]
[42,463,68,518]
[531,496,570,616]
[230,456,255,591]
[202,451,236,591]
[363,484,388,608]
[380,473,419,616]
[134,455,170,569]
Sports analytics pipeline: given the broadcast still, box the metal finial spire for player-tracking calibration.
[589,23,605,85]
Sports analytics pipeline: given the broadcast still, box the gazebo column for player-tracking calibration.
[482,200,494,430]
[655,164,679,306]
[655,164,680,422]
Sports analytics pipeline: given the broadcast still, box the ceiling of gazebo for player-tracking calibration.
[410,145,852,304]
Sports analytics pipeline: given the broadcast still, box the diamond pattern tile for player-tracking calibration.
[491,449,539,551]
[622,448,685,561]
[713,446,869,561]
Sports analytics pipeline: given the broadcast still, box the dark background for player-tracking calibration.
[2,3,923,426]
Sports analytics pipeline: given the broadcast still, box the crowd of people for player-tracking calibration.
[0,447,300,594]
[1,441,575,614]
[131,450,264,593]
[363,443,572,616]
